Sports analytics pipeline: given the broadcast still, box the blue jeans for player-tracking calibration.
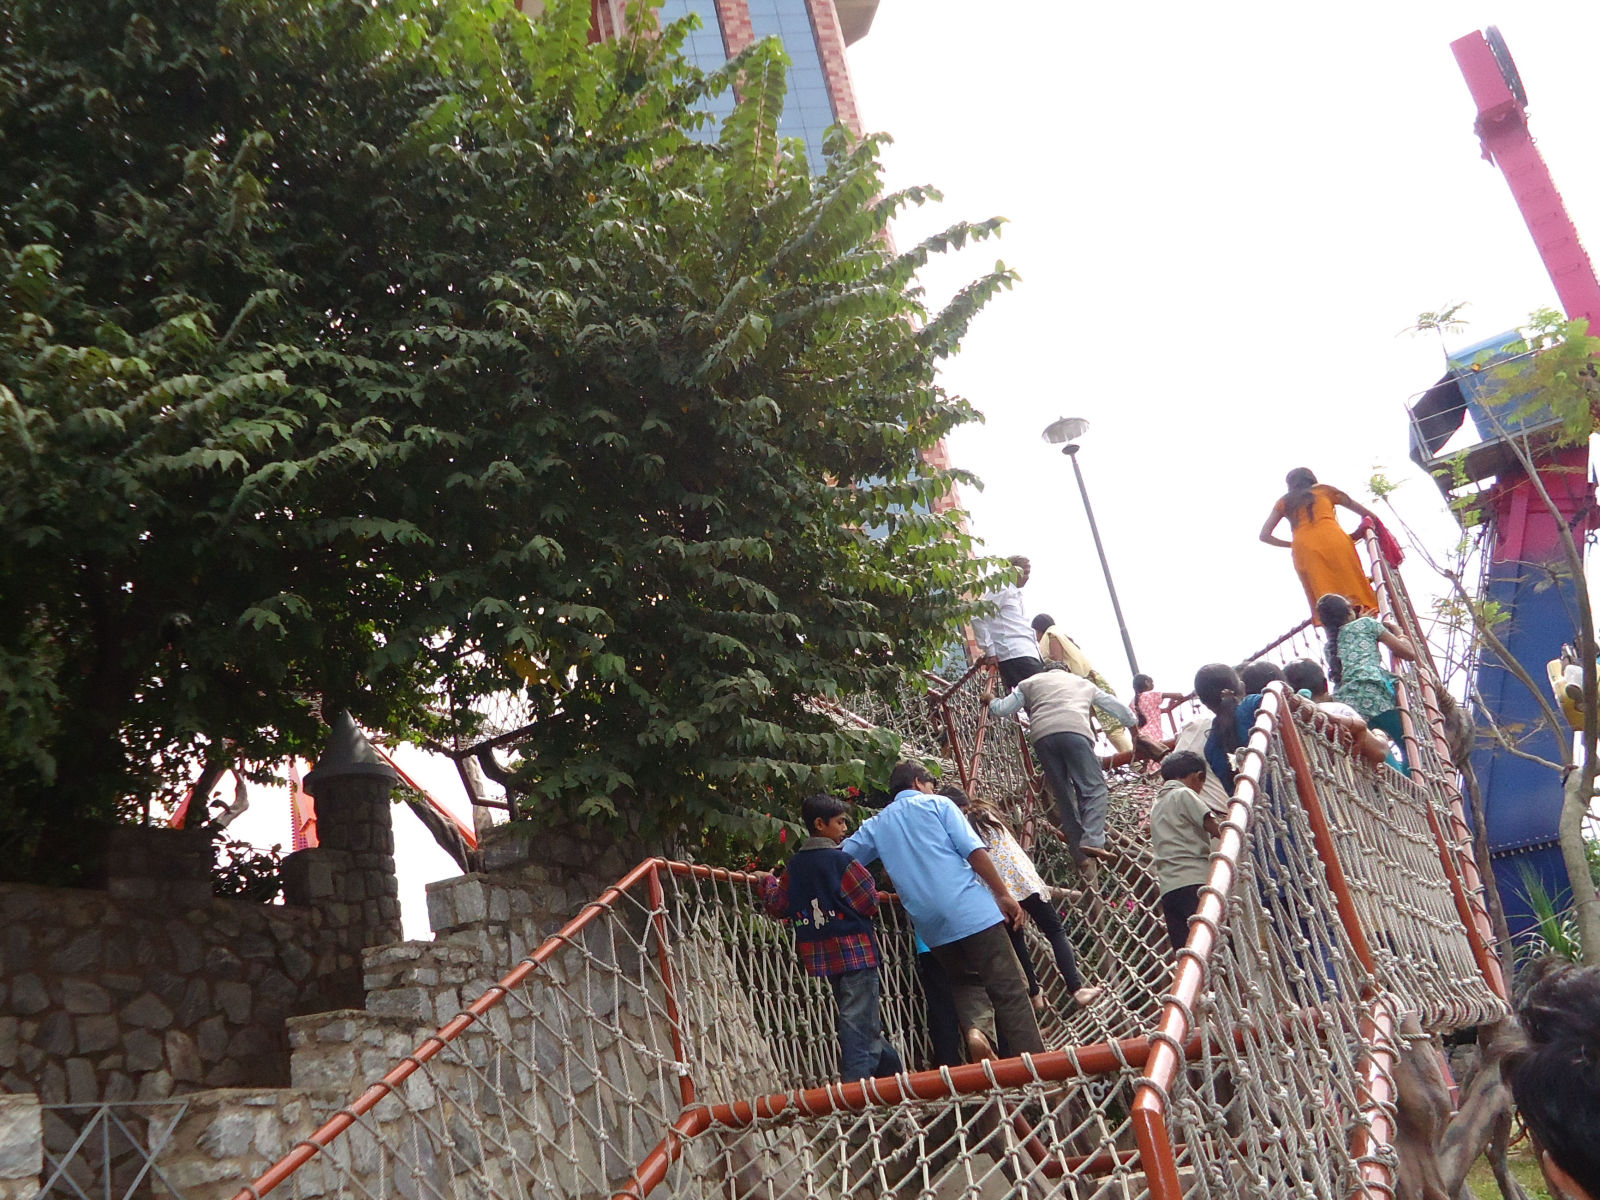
[831,968,903,1082]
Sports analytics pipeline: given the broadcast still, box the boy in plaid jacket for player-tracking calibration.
[759,793,904,1082]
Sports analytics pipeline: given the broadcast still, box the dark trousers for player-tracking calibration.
[830,968,904,1081]
[1160,884,1202,952]
[915,952,965,1068]
[1007,893,1085,994]
[1032,730,1109,859]
[997,655,1046,690]
[930,921,1045,1056]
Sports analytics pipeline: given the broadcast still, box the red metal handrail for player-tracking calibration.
[613,1032,1172,1200]
[1353,996,1404,1194]
[1364,530,1507,1002]
[1130,687,1285,1198]
[1279,689,1380,978]
[241,602,1479,1200]
[232,856,668,1200]
[1130,687,1412,1200]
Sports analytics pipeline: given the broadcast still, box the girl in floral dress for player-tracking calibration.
[1315,593,1418,773]
[940,785,1102,1010]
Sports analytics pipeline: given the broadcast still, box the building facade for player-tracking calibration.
[587,0,876,173]
[577,0,965,527]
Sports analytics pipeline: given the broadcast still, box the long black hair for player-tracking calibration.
[1195,663,1246,752]
[1282,467,1319,528]
[1130,673,1155,721]
[1316,593,1353,687]
[939,783,1010,841]
[1239,660,1284,695]
[1507,960,1600,1200]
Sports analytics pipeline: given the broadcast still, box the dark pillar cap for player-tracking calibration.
[303,710,400,797]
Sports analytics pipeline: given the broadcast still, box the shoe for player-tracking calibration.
[965,1027,996,1062]
[1031,992,1047,1013]
[1071,985,1104,1009]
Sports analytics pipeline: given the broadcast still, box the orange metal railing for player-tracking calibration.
[1364,529,1507,1001]
[236,532,1504,1200]
[1130,686,1286,1198]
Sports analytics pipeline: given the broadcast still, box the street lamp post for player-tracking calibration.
[1041,418,1141,678]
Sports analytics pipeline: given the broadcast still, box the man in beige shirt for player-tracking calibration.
[1031,614,1134,754]
[985,666,1138,867]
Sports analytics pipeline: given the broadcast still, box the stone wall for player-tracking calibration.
[0,822,397,1105]
[9,820,786,1200]
[150,1088,322,1200]
[0,882,342,1103]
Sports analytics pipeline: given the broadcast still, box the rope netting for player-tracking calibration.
[236,685,1503,1200]
[1362,529,1505,1003]
[237,534,1507,1200]
[1136,690,1402,1200]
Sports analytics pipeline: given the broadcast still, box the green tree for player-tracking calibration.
[0,0,1010,880]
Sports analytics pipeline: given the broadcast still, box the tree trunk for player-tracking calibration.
[1438,1023,1516,1196]
[1486,1108,1531,1200]
[1393,1015,1453,1200]
[1461,763,1517,980]
[455,754,499,843]
[1558,762,1600,965]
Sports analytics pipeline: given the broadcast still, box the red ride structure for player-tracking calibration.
[1410,28,1599,938]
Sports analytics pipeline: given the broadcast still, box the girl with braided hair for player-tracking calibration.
[941,785,1102,1012]
[1315,592,1416,770]
[1259,467,1380,622]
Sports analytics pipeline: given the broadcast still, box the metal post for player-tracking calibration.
[1062,444,1140,678]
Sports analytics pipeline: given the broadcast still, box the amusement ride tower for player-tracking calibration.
[1410,28,1599,935]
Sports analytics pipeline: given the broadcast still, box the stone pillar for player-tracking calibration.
[0,1095,40,1200]
[284,713,402,1005]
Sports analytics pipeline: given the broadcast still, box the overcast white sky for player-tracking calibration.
[235,4,1600,937]
[852,1,1600,694]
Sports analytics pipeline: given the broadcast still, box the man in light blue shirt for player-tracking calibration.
[843,761,1045,1060]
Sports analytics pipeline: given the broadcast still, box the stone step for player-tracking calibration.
[286,1010,438,1094]
[360,940,502,1027]
[0,1094,40,1200]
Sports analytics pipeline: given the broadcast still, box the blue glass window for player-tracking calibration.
[657,0,736,135]
[746,0,838,172]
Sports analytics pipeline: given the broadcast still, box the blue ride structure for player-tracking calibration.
[1407,28,1599,941]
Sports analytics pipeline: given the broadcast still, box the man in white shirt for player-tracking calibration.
[1172,714,1233,815]
[971,556,1045,690]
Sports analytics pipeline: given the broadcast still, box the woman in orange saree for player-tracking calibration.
[1259,468,1379,622]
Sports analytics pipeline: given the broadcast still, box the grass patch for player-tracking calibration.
[1464,1142,1552,1199]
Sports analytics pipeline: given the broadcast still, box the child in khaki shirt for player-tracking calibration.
[1148,750,1221,952]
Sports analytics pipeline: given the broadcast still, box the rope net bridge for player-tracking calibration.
[236,545,1505,1200]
